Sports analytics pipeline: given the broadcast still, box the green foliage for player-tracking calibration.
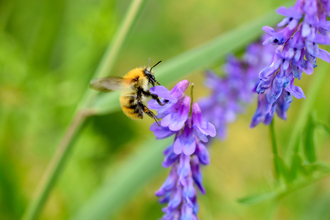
[238,190,280,205]
[239,112,330,207]
[317,121,330,135]
[274,155,291,183]
[304,113,317,163]
[290,153,307,178]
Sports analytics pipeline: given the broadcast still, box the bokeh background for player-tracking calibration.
[1,0,330,219]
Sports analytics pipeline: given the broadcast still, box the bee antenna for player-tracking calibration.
[147,58,151,69]
[150,60,162,72]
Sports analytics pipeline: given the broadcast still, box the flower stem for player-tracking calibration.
[270,119,280,182]
[189,83,195,114]
[21,1,147,220]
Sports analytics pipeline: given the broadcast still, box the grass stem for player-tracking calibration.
[20,1,147,219]
[270,119,280,182]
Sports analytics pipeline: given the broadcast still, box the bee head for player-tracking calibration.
[144,60,162,87]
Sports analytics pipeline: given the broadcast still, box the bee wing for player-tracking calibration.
[90,76,134,92]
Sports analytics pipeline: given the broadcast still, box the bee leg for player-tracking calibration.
[138,102,160,126]
[140,89,169,106]
[151,94,169,106]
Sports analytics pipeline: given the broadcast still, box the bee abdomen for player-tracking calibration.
[120,96,143,120]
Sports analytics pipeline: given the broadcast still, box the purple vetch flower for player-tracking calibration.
[251,0,330,127]
[148,80,215,220]
[199,38,274,139]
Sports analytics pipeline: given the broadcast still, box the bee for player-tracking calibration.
[90,60,168,125]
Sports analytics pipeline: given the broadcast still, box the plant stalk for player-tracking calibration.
[20,0,147,219]
[270,119,280,182]
[21,110,89,220]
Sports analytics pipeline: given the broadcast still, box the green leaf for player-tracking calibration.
[91,8,285,115]
[304,161,330,173]
[274,156,291,183]
[70,137,173,220]
[304,113,317,163]
[317,121,330,135]
[290,153,303,180]
[238,190,280,205]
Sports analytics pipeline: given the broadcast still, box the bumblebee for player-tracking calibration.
[90,60,167,125]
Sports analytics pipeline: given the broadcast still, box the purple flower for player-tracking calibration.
[162,97,191,132]
[149,80,189,118]
[199,38,274,139]
[251,0,330,127]
[149,80,215,220]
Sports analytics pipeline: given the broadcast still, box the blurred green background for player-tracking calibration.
[1,0,330,219]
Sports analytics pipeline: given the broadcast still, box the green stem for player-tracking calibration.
[238,170,330,205]
[270,119,280,181]
[21,111,88,220]
[20,1,147,220]
[285,63,329,160]
[190,83,195,114]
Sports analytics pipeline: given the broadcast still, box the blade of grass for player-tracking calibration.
[21,110,89,220]
[20,1,148,219]
[304,113,317,163]
[70,137,173,220]
[92,7,286,115]
[270,119,280,182]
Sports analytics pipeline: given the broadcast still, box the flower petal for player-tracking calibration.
[262,26,275,35]
[150,123,174,139]
[286,80,306,99]
[150,86,177,101]
[195,142,210,165]
[180,203,194,220]
[182,177,195,207]
[317,48,330,63]
[173,136,184,155]
[167,186,182,210]
[192,103,216,138]
[162,145,179,167]
[170,80,189,99]
[191,156,206,194]
[183,139,196,156]
[155,168,177,197]
[276,6,302,19]
[178,154,191,186]
[161,96,190,131]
